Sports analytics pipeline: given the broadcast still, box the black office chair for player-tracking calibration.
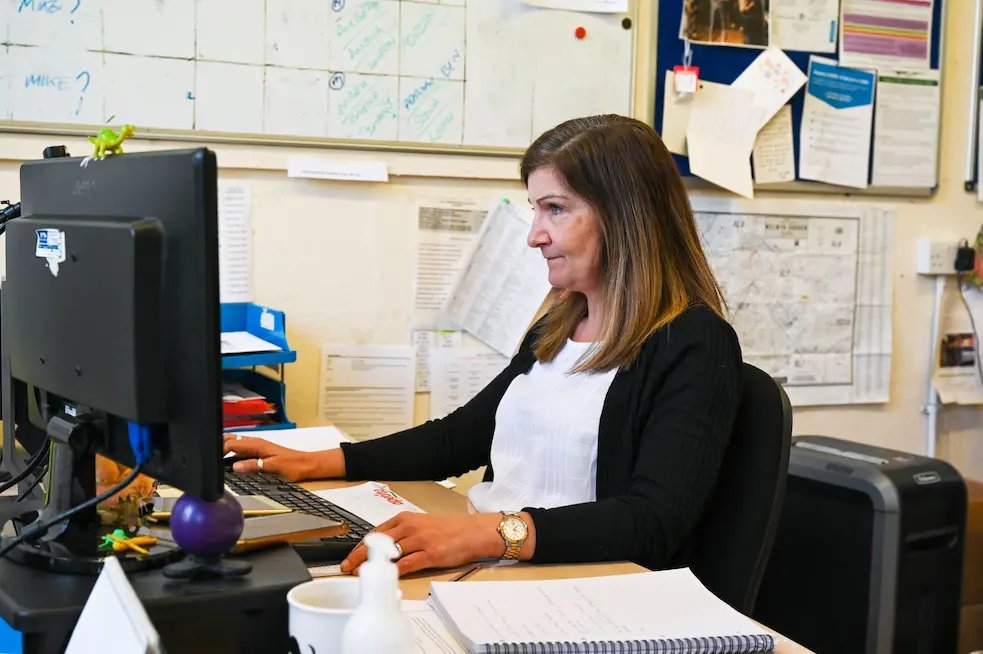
[688,362,792,615]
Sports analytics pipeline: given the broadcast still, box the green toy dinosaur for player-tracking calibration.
[89,124,136,159]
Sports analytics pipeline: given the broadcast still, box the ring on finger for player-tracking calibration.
[257,457,264,470]
[394,541,403,560]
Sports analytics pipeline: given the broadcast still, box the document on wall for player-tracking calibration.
[840,0,933,71]
[218,181,253,303]
[799,56,876,188]
[692,196,894,406]
[686,85,765,198]
[753,105,796,184]
[413,200,488,329]
[318,345,415,441]
[430,346,511,420]
[659,71,729,156]
[733,47,807,130]
[871,69,940,188]
[772,0,839,53]
[442,200,552,357]
[411,329,462,392]
[932,283,983,405]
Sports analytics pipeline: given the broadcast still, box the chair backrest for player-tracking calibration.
[688,362,792,615]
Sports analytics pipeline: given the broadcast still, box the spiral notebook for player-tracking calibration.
[428,568,776,654]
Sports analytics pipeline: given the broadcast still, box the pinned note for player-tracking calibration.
[733,47,807,130]
[659,71,729,156]
[752,105,796,184]
[686,86,765,198]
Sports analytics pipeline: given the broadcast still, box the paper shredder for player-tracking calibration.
[753,435,966,654]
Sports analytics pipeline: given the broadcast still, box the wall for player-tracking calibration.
[1,2,983,487]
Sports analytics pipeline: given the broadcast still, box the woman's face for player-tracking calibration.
[526,166,604,296]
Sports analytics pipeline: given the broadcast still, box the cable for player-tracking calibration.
[0,440,50,496]
[0,464,144,561]
[958,280,983,385]
[0,201,20,238]
[14,465,47,503]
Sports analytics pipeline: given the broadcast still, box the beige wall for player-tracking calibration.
[2,3,983,487]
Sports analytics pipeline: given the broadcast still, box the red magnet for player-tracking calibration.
[575,26,586,39]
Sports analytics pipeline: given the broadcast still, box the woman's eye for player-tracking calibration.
[548,203,563,215]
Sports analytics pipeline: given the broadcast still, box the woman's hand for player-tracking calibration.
[222,434,345,481]
[340,512,533,577]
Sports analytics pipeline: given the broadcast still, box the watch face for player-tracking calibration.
[502,516,527,542]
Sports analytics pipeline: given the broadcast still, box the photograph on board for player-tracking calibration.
[681,0,771,48]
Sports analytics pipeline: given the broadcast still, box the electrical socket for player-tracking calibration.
[916,239,961,275]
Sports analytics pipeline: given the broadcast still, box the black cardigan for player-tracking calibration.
[340,305,743,571]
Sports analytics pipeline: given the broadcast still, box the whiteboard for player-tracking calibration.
[0,0,638,151]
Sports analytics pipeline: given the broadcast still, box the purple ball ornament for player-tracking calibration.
[169,490,244,559]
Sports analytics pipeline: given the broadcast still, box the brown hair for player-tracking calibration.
[520,114,725,372]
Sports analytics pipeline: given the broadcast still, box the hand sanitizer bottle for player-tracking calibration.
[340,532,413,654]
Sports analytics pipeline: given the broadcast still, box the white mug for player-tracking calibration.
[287,577,361,654]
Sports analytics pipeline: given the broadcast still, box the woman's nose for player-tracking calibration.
[527,220,550,249]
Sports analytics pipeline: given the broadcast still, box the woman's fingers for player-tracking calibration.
[340,542,368,573]
[223,435,269,456]
[395,551,430,577]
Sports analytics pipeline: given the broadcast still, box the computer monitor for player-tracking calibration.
[3,148,223,502]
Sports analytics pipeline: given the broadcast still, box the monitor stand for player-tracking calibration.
[4,413,178,574]
[0,413,312,653]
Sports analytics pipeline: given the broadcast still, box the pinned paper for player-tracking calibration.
[799,56,876,189]
[660,71,729,156]
[673,66,700,94]
[753,105,796,184]
[733,47,807,129]
[686,85,765,198]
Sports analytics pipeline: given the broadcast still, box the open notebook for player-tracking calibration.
[429,568,776,654]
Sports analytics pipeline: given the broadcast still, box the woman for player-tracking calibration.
[225,115,743,577]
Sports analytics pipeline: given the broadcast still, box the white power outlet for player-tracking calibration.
[916,239,961,275]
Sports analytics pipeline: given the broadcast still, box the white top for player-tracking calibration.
[467,339,619,513]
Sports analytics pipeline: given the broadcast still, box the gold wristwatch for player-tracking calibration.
[498,511,528,560]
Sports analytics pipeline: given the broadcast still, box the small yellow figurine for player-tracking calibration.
[88,124,135,159]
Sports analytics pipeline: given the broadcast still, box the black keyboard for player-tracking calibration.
[224,470,372,564]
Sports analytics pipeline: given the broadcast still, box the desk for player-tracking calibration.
[302,479,816,654]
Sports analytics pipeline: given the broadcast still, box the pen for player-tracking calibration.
[450,562,482,582]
